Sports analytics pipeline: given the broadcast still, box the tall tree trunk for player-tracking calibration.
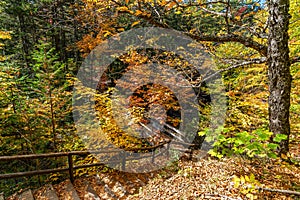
[18,14,31,71]
[267,0,291,155]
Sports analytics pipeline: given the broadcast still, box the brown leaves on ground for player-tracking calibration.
[128,156,300,200]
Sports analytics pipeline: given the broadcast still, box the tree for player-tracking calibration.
[75,0,299,154]
[267,0,291,154]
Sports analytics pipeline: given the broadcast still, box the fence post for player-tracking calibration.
[151,149,155,164]
[121,152,126,171]
[166,142,170,157]
[68,153,74,183]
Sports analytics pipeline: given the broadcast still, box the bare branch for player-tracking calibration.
[178,0,229,8]
[201,57,267,84]
[291,56,300,64]
[186,33,268,56]
[254,186,300,196]
[200,7,232,18]
[147,3,163,24]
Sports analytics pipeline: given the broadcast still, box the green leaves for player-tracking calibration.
[255,129,272,141]
[273,134,288,143]
[208,128,282,159]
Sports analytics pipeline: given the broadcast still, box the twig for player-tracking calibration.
[219,194,241,200]
[256,186,300,196]
[204,193,241,200]
[200,57,267,84]
[291,56,300,64]
[200,7,232,18]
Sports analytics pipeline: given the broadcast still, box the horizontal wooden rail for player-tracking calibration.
[0,168,69,179]
[0,150,122,161]
[0,140,194,183]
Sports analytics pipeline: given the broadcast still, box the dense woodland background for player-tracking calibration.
[0,0,299,198]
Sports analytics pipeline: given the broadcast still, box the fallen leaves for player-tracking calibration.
[128,156,300,199]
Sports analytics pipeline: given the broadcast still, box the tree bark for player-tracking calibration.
[267,0,291,154]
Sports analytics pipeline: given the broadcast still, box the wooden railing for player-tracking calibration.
[0,140,195,185]
[0,142,178,183]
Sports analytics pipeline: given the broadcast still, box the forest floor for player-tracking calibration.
[14,139,300,200]
[70,150,300,200]
[126,153,300,200]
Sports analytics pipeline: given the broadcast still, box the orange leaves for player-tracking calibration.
[75,0,120,56]
[77,34,100,57]
[135,10,143,16]
[167,1,177,9]
[133,9,151,18]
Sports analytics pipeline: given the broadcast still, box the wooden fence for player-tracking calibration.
[0,141,195,183]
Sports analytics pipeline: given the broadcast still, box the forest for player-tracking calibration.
[0,0,300,199]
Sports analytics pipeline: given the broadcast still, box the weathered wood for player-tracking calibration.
[0,143,193,181]
[68,154,74,183]
[0,150,122,161]
[151,150,155,163]
[0,152,70,161]
[121,152,126,171]
[0,168,68,180]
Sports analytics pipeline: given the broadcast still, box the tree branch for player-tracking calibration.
[112,1,268,56]
[200,7,232,18]
[201,57,267,84]
[291,56,300,64]
[256,186,300,196]
[186,33,268,56]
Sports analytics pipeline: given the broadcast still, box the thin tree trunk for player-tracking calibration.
[49,86,57,151]
[18,14,31,71]
[267,0,291,154]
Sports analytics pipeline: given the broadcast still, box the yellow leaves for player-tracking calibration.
[121,50,148,65]
[233,175,241,188]
[289,0,300,58]
[246,193,258,200]
[0,31,11,40]
[235,15,241,21]
[0,31,11,56]
[117,6,129,12]
[232,174,260,199]
[131,20,141,27]
[94,90,147,149]
[174,10,181,15]
[117,27,125,32]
